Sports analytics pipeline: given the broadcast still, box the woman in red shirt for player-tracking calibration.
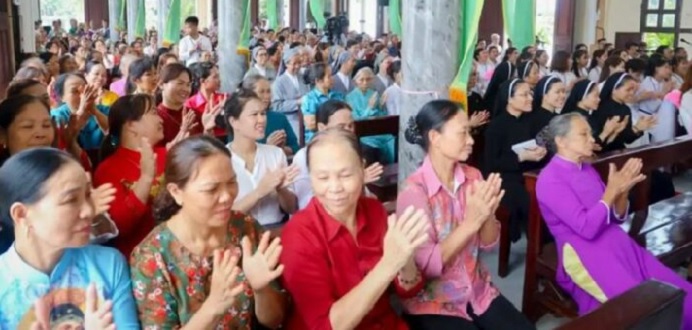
[94,94,167,256]
[157,63,205,145]
[186,62,227,139]
[280,128,430,330]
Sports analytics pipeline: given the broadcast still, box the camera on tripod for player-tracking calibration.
[325,14,349,45]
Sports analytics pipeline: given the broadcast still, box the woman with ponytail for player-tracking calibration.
[94,94,167,256]
[397,100,533,330]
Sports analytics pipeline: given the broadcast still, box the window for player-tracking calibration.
[641,0,683,48]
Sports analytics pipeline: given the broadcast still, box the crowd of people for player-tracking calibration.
[0,13,691,330]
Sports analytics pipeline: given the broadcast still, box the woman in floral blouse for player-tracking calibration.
[398,100,534,330]
[129,135,287,329]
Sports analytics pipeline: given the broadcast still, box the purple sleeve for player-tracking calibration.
[396,182,443,278]
[537,177,610,241]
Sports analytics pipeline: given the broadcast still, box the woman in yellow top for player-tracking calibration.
[85,61,119,107]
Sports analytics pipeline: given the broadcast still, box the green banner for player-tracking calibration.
[135,0,146,38]
[502,0,536,49]
[389,0,402,37]
[164,0,182,45]
[449,0,484,106]
[237,0,252,54]
[309,0,326,29]
[267,0,279,30]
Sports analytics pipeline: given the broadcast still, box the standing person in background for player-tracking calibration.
[178,16,213,66]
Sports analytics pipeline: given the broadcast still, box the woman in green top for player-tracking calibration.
[130,136,288,329]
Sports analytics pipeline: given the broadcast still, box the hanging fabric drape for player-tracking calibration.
[449,0,485,107]
[502,0,536,50]
[389,0,402,37]
[267,0,279,30]
[134,0,146,38]
[237,0,252,60]
[309,0,326,29]
[163,0,181,45]
[118,0,127,33]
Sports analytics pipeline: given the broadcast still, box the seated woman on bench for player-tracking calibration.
[396,100,534,330]
[292,100,383,209]
[536,113,692,329]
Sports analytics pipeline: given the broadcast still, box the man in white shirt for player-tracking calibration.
[178,16,213,66]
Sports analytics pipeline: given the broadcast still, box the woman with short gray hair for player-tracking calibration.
[535,113,692,326]
[346,67,396,164]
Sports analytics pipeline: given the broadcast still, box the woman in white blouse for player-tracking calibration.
[225,89,298,227]
[587,49,607,82]
[383,61,402,115]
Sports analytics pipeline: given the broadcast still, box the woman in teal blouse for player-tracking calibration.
[301,62,344,143]
[346,67,396,164]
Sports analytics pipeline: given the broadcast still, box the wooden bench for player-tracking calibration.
[522,137,692,322]
[355,115,400,202]
[557,280,685,330]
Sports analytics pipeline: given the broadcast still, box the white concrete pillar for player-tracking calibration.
[126,0,137,43]
[398,0,460,182]
[217,0,246,92]
[574,0,597,48]
[108,0,121,42]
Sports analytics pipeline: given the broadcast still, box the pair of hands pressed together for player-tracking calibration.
[605,158,647,200]
[205,232,285,315]
[169,94,227,149]
[256,165,301,198]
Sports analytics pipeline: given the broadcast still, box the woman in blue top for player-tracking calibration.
[302,62,344,143]
[0,148,139,329]
[50,73,109,153]
[346,67,396,164]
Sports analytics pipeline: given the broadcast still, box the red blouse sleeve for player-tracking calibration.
[94,161,150,239]
[280,217,336,330]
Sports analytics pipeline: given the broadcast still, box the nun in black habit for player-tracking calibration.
[529,75,566,138]
[563,79,624,150]
[594,72,656,152]
[484,78,546,242]
[484,61,516,116]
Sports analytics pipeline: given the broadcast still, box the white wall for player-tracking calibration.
[603,0,692,53]
[602,0,642,43]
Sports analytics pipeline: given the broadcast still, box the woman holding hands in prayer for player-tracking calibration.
[280,128,429,329]
[536,113,692,328]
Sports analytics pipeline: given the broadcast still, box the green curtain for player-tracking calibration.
[237,0,252,54]
[389,0,402,37]
[449,0,484,106]
[118,0,127,32]
[163,0,182,45]
[135,0,146,38]
[267,0,279,30]
[502,0,536,49]
[309,0,326,29]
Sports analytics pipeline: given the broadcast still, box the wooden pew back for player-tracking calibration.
[354,115,400,154]
[557,280,684,330]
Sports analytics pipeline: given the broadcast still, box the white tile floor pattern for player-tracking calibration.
[480,171,692,329]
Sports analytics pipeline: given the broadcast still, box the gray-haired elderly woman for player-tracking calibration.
[271,46,310,138]
[345,67,396,164]
[535,112,692,327]
[244,45,277,82]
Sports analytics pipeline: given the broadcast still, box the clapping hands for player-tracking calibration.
[606,158,647,197]
[465,173,504,231]
[241,232,284,291]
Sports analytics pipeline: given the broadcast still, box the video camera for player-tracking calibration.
[325,14,349,46]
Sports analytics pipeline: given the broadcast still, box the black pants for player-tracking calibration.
[404,294,535,330]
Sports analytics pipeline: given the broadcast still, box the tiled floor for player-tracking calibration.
[480,170,692,329]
